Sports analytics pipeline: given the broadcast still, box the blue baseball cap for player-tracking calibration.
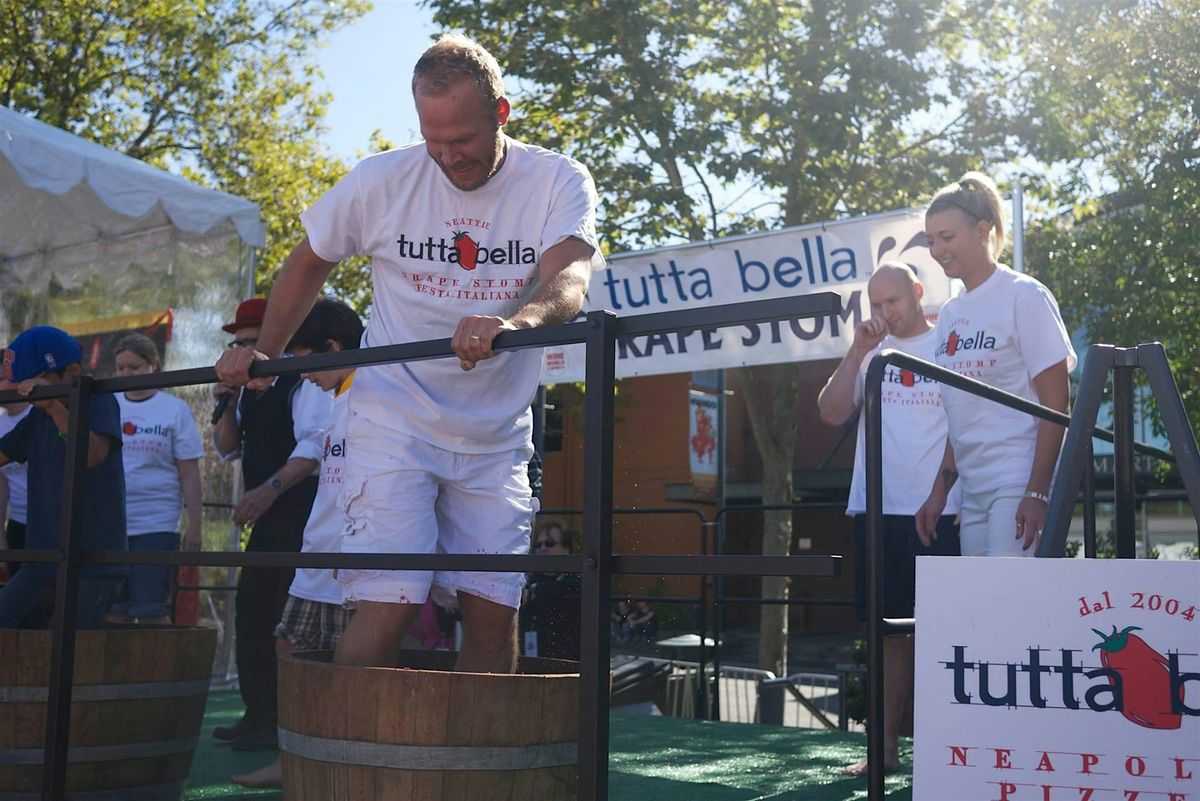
[3,327,83,383]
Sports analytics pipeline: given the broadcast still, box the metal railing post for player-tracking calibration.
[863,356,886,801]
[42,374,94,800]
[579,310,617,801]
[1112,350,1138,558]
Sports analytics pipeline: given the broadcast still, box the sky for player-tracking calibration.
[313,1,440,161]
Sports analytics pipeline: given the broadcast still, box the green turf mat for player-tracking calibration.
[186,690,912,800]
[186,689,281,800]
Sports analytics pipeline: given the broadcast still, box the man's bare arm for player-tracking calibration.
[453,237,594,369]
[215,238,337,389]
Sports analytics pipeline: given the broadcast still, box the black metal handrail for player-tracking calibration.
[0,292,843,801]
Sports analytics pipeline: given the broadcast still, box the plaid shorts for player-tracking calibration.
[274,594,352,651]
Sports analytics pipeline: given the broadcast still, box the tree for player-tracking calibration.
[429,0,1016,674]
[0,0,372,306]
[1015,0,1200,434]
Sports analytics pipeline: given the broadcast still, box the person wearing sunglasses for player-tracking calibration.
[519,521,580,661]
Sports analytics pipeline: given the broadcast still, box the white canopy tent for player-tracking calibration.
[0,105,265,370]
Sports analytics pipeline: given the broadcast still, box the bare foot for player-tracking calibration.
[841,756,901,777]
[231,759,283,788]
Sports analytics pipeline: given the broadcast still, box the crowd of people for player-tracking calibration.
[0,31,1076,788]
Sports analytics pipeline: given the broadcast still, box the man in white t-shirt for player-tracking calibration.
[215,34,599,674]
[817,263,961,776]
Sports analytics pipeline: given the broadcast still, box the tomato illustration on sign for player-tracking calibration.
[1092,625,1184,730]
[453,231,480,270]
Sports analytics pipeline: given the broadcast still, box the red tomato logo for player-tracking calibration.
[946,329,960,356]
[122,421,137,436]
[453,231,480,270]
[1093,625,1184,730]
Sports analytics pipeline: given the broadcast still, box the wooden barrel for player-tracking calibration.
[279,650,579,800]
[0,626,217,800]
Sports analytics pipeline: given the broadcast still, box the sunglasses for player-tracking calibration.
[533,539,562,550]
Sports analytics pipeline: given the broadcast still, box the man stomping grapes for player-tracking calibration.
[217,34,600,684]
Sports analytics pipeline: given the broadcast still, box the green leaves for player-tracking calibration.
[1,0,372,306]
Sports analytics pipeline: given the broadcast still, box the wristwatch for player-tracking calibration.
[268,477,284,493]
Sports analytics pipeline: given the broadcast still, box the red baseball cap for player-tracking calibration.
[222,298,268,333]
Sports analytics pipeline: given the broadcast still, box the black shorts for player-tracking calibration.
[853,514,960,622]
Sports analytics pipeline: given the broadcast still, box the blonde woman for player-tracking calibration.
[916,173,1076,557]
[109,334,204,623]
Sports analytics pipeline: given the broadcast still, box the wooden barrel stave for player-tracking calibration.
[0,627,215,799]
[280,650,578,801]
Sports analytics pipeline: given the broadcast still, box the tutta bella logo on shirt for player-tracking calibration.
[938,324,998,358]
[396,230,537,271]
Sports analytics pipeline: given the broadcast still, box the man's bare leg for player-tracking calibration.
[333,601,421,666]
[456,591,517,673]
[843,634,911,776]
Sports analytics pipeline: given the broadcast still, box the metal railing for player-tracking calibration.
[0,293,844,801]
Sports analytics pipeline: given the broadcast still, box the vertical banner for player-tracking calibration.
[914,557,1200,801]
[689,390,719,499]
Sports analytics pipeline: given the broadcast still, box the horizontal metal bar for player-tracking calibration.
[717,596,854,606]
[612,554,841,577]
[1,295,835,401]
[78,550,586,572]
[0,384,72,403]
[613,293,839,337]
[15,550,841,578]
[93,322,586,394]
[876,350,1175,463]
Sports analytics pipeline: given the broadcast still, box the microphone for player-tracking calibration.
[211,391,234,425]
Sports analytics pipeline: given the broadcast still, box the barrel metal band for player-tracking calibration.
[279,728,577,771]
[0,679,210,703]
[0,736,198,765]
[0,779,186,801]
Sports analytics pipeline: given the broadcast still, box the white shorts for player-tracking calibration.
[959,487,1036,557]
[338,426,533,610]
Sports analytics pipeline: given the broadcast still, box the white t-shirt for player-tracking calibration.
[301,136,602,454]
[846,329,961,516]
[117,392,205,537]
[934,265,1077,496]
[0,406,31,523]
[288,376,352,605]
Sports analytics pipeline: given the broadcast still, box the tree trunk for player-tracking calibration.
[730,363,801,678]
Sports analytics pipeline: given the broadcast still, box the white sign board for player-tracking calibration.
[915,557,1200,801]
[543,205,955,382]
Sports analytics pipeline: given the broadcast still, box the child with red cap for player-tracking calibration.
[0,326,127,627]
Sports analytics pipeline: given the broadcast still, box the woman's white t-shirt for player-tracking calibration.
[846,328,961,516]
[0,406,31,523]
[117,392,205,537]
[934,265,1077,496]
[288,376,352,605]
[301,137,603,455]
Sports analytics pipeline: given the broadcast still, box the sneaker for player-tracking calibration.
[230,728,279,752]
[212,718,251,741]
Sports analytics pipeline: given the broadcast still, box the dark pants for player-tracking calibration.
[0,568,121,629]
[4,519,26,575]
[234,482,315,731]
[110,531,179,619]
